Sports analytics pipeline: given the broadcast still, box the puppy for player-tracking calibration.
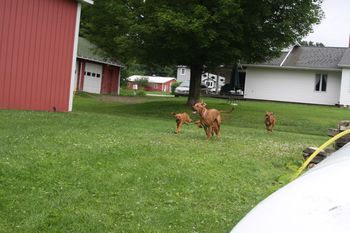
[172,112,192,134]
[265,111,276,132]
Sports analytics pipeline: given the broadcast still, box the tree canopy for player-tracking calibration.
[299,40,325,47]
[81,0,323,105]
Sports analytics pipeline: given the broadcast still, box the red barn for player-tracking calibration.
[127,75,176,92]
[0,0,93,112]
[75,37,123,95]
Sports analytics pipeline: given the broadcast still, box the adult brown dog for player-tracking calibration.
[265,111,276,132]
[172,112,192,134]
[192,102,222,139]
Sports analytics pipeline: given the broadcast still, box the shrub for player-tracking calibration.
[137,90,146,96]
[171,81,181,94]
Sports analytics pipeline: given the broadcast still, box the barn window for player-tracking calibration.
[92,73,96,77]
[96,74,101,78]
[87,72,91,76]
[315,74,327,92]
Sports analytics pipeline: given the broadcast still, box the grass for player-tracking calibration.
[1,93,349,233]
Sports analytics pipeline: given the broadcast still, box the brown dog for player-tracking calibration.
[172,112,192,134]
[265,111,276,132]
[192,102,222,139]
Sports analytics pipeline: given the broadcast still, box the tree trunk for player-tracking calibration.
[186,64,203,106]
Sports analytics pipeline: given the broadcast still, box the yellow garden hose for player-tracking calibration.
[292,128,350,180]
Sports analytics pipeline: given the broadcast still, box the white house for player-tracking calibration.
[176,66,226,92]
[243,45,350,106]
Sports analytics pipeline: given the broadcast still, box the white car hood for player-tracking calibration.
[230,143,350,233]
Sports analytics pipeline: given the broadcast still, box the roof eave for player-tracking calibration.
[244,64,342,72]
[77,56,124,67]
[338,64,350,68]
[78,0,94,5]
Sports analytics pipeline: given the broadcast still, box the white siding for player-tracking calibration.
[176,67,191,82]
[244,67,341,105]
[339,69,350,106]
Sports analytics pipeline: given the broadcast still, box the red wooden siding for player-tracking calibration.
[0,0,78,112]
[77,60,86,91]
[76,59,120,94]
[101,65,120,94]
[128,80,175,92]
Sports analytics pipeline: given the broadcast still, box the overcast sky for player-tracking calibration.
[303,0,350,47]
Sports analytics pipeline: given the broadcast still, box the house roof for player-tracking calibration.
[77,0,94,4]
[244,46,350,70]
[128,75,175,84]
[77,37,123,67]
[338,49,350,68]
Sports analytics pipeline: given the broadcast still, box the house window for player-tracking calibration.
[315,74,327,92]
[181,68,186,75]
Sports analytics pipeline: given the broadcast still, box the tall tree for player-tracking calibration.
[81,0,323,105]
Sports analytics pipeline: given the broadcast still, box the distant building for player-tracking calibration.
[127,75,176,92]
[243,45,350,106]
[176,66,226,92]
[75,37,123,95]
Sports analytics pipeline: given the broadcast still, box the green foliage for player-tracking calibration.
[136,89,146,96]
[133,77,149,89]
[171,81,181,94]
[299,40,325,47]
[81,0,323,66]
[1,95,349,232]
[119,87,136,96]
[81,0,323,103]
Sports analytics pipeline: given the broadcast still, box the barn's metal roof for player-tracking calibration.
[244,46,350,70]
[77,37,123,67]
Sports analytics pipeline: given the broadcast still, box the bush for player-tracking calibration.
[119,87,135,96]
[171,81,181,94]
[137,90,146,96]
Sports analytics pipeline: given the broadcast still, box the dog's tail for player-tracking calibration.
[220,106,234,113]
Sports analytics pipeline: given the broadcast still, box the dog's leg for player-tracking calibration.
[205,126,212,140]
[176,122,182,134]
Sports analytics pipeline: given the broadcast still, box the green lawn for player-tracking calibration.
[1,94,349,233]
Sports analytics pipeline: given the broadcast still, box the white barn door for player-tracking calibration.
[83,62,102,94]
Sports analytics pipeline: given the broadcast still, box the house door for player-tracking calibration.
[83,62,102,94]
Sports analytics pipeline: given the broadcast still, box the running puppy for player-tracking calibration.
[265,111,276,132]
[172,112,192,134]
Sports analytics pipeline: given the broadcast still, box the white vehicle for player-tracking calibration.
[230,142,350,233]
[174,81,207,97]
[174,81,190,97]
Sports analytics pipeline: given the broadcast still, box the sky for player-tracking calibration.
[303,0,350,47]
